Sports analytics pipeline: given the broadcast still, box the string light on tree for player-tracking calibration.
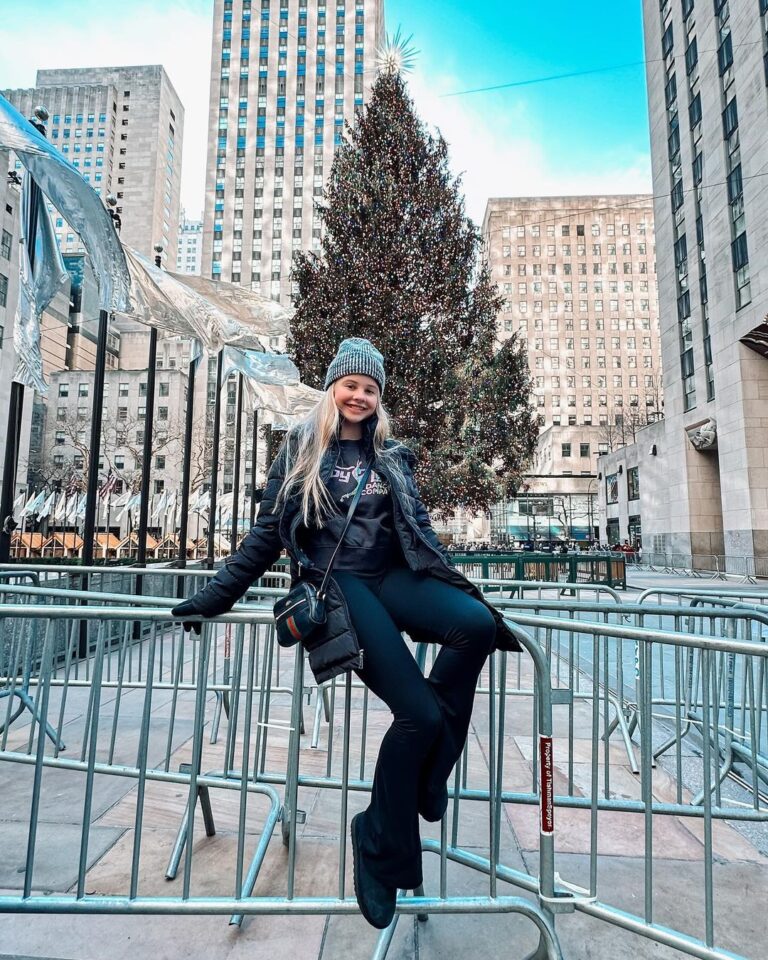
[289,61,539,516]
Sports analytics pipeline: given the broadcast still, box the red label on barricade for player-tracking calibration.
[539,735,554,835]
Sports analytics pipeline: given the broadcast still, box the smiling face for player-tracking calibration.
[333,374,380,424]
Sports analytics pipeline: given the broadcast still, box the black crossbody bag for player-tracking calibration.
[273,463,372,648]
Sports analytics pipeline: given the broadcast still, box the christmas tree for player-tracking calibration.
[290,44,539,516]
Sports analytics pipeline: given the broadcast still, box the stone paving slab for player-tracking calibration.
[536,851,768,960]
[0,903,326,960]
[0,821,125,892]
[0,763,136,827]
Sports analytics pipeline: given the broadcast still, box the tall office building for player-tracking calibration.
[4,65,184,262]
[176,211,203,275]
[483,196,662,542]
[599,0,768,562]
[202,0,385,310]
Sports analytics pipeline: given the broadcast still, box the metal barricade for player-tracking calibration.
[0,602,564,960]
[1,587,765,958]
[491,601,767,959]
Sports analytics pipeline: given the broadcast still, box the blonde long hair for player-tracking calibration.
[274,386,410,527]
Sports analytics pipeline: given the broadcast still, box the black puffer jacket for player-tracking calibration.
[187,415,520,683]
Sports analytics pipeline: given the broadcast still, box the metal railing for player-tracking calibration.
[635,553,768,582]
[450,553,627,589]
[0,601,564,959]
[1,586,766,957]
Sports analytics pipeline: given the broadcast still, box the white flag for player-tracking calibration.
[21,491,45,517]
[65,498,77,524]
[151,490,168,521]
[53,492,67,521]
[37,491,56,519]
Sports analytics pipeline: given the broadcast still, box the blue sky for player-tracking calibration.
[0,0,652,223]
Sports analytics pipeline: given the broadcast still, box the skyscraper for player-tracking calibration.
[176,211,203,275]
[483,195,662,543]
[202,0,385,311]
[4,65,184,262]
[599,1,768,563]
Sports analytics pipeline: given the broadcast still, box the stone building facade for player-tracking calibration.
[482,196,663,542]
[599,0,768,563]
[4,65,184,262]
[176,211,203,275]
[201,0,385,318]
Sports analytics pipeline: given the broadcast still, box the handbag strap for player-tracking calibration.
[318,461,373,600]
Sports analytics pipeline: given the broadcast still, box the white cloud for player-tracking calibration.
[0,8,652,228]
[0,1,212,219]
[406,68,652,226]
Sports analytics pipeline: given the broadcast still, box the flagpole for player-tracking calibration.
[104,490,111,560]
[18,484,31,557]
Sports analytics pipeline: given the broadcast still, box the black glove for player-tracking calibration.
[171,599,202,636]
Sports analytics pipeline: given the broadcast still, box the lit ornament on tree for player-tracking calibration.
[289,45,539,517]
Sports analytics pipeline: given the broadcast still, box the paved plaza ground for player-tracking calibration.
[0,572,766,960]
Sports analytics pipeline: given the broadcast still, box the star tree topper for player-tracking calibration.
[375,28,419,77]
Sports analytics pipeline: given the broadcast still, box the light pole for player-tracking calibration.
[585,476,598,545]
[135,242,163,573]
[82,194,121,567]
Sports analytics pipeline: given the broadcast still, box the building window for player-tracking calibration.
[580,443,590,458]
[0,273,6,307]
[732,232,751,308]
[0,229,11,260]
[627,466,640,501]
[561,443,572,458]
[155,455,166,470]
[722,97,739,140]
[606,473,619,504]
[661,22,674,58]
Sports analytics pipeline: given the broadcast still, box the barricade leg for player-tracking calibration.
[165,765,218,880]
[0,687,65,750]
[310,684,326,748]
[692,639,737,806]
[602,693,638,773]
[281,644,307,852]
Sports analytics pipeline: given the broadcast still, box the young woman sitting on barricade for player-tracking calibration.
[172,338,520,929]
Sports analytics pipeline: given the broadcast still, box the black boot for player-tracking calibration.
[350,812,397,929]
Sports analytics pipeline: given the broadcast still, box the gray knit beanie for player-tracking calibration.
[324,337,386,396]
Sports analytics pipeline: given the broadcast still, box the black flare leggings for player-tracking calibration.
[333,566,496,889]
